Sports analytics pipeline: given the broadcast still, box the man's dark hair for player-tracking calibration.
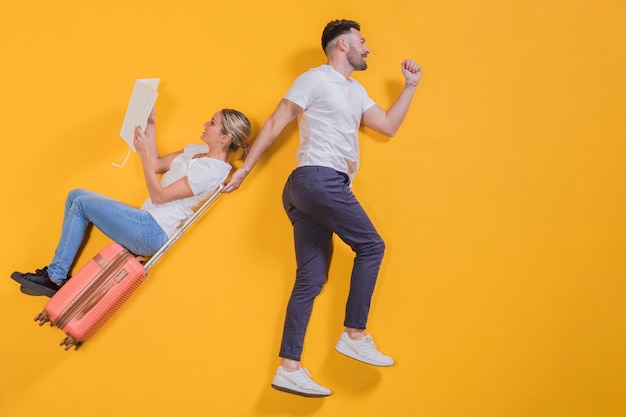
[321,19,361,52]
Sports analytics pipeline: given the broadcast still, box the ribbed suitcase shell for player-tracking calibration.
[37,243,145,349]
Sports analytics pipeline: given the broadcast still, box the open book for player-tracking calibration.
[115,78,160,167]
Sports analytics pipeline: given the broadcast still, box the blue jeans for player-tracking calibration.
[47,189,168,283]
[279,166,386,361]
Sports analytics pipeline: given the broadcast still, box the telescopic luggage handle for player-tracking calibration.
[142,184,223,273]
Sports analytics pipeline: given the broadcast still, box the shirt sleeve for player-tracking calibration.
[284,70,321,110]
[357,81,376,113]
[186,158,229,196]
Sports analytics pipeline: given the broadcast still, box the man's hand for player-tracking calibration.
[222,168,248,193]
[401,59,422,85]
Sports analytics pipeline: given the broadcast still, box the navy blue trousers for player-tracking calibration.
[279,166,386,361]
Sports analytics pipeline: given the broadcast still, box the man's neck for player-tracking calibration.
[326,58,354,80]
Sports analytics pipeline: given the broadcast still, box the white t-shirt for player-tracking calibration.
[284,64,376,180]
[141,144,231,237]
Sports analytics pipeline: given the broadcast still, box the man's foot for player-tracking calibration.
[10,267,64,298]
[271,366,332,398]
[335,332,394,366]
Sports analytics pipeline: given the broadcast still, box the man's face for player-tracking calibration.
[344,28,370,71]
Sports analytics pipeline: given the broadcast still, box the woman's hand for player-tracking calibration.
[147,106,156,124]
[133,126,152,156]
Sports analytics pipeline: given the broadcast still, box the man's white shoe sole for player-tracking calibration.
[335,339,395,367]
[271,383,330,398]
[271,367,332,398]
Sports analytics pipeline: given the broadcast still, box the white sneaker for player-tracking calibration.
[335,332,394,366]
[271,366,332,398]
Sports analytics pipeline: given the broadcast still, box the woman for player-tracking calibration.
[12,107,251,297]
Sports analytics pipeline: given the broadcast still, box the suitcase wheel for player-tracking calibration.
[60,335,80,351]
[34,311,50,327]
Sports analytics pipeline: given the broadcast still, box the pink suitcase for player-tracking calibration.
[34,186,222,350]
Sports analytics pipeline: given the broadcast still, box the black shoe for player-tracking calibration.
[19,284,46,296]
[10,267,64,298]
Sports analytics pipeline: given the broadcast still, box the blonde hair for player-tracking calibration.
[221,108,252,161]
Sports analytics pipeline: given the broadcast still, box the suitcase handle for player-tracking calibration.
[77,282,114,320]
[143,184,222,273]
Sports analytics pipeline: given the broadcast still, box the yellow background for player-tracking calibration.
[1,0,625,416]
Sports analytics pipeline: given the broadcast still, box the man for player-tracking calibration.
[223,19,421,397]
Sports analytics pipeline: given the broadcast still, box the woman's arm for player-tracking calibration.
[141,108,182,174]
[134,124,191,205]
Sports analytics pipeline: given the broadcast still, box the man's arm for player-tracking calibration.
[222,99,303,193]
[361,59,422,137]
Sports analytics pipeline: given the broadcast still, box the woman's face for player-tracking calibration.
[200,111,227,145]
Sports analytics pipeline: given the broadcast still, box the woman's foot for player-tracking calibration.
[11,267,64,297]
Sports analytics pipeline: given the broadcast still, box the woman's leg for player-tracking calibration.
[47,189,167,281]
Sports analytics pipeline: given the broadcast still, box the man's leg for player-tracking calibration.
[283,167,392,366]
[279,169,334,362]
[271,169,333,397]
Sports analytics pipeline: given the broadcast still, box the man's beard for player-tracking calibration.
[347,51,368,71]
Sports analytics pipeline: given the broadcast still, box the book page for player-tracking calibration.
[119,78,160,151]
